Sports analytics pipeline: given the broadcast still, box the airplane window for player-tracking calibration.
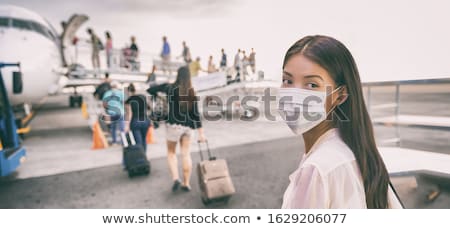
[0,17,9,27]
[12,18,32,31]
[7,17,57,43]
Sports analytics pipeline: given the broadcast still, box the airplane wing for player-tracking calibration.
[61,67,173,90]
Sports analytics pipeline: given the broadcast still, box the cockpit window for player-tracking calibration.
[6,17,56,43]
[12,18,32,30]
[0,17,10,27]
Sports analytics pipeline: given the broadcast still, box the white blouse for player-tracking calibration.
[282,128,403,209]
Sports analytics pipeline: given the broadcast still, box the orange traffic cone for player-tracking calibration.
[146,125,155,144]
[91,121,109,149]
[81,102,89,120]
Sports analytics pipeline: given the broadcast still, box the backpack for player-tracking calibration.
[93,82,111,100]
[149,92,169,122]
[96,36,104,51]
[97,40,104,50]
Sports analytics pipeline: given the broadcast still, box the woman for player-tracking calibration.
[207,55,218,73]
[278,35,403,209]
[147,66,206,192]
[124,83,151,152]
[105,31,113,68]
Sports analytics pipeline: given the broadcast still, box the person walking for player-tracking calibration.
[189,57,204,77]
[233,49,242,81]
[125,83,151,153]
[249,48,256,74]
[147,66,206,192]
[105,31,113,68]
[161,36,172,75]
[219,48,227,70]
[102,81,125,145]
[178,41,192,63]
[207,55,218,73]
[87,28,101,70]
[146,65,158,87]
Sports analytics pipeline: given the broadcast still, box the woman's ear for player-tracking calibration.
[337,85,348,105]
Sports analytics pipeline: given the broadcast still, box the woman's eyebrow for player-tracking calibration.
[282,71,293,77]
[304,75,324,82]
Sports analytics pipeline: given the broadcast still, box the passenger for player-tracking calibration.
[105,31,113,69]
[102,81,125,146]
[279,35,403,209]
[147,66,206,192]
[93,73,111,100]
[146,65,157,87]
[126,36,139,71]
[188,57,204,77]
[178,41,192,63]
[249,48,256,74]
[207,55,218,73]
[160,36,171,75]
[233,49,242,81]
[220,48,227,70]
[86,28,101,70]
[241,50,250,80]
[130,36,139,57]
[125,83,151,153]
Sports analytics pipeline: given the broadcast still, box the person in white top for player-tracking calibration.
[278,35,403,209]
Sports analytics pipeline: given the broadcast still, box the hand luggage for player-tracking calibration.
[197,140,235,205]
[121,132,150,178]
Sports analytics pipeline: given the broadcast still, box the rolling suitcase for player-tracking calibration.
[121,132,150,178]
[197,140,235,205]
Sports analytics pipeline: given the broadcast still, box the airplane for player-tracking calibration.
[0,4,287,133]
[0,4,161,132]
[0,5,85,107]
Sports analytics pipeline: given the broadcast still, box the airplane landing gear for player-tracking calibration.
[69,87,83,107]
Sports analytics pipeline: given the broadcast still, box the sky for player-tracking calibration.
[3,0,450,82]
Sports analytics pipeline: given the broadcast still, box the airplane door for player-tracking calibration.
[60,14,89,66]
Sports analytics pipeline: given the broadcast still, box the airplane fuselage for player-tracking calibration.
[0,5,61,106]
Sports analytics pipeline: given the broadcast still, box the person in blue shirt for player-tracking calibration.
[102,81,125,145]
[161,36,171,58]
[161,36,172,75]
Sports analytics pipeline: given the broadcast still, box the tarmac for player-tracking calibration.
[0,83,449,208]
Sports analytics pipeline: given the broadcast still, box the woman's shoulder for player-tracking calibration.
[302,135,357,176]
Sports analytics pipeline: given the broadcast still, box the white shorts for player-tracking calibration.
[165,123,194,142]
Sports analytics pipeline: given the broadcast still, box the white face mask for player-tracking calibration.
[277,87,341,135]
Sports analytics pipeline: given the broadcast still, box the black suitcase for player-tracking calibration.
[121,132,150,178]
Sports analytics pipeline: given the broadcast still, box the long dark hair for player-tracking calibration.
[173,66,196,111]
[283,35,390,209]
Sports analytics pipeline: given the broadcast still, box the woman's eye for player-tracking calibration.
[282,79,293,85]
[306,83,318,89]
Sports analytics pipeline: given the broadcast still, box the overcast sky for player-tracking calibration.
[3,0,450,82]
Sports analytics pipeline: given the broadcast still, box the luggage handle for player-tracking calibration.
[197,139,215,161]
[121,131,136,148]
